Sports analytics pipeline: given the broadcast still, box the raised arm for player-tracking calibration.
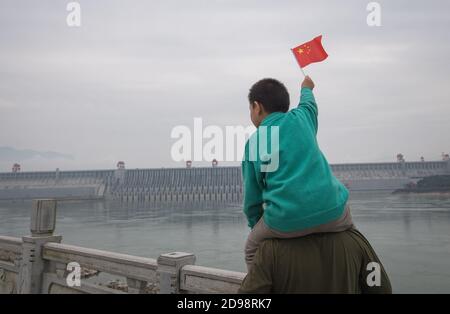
[297,76,318,133]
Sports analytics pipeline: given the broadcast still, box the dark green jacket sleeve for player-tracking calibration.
[354,230,393,294]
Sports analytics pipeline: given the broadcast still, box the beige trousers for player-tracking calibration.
[245,204,354,271]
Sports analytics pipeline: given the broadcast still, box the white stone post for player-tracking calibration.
[17,199,62,294]
[157,252,195,294]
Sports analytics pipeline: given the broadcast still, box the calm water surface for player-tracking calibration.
[1,191,450,293]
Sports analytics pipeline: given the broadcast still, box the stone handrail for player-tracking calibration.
[0,236,22,293]
[41,242,158,294]
[0,236,22,254]
[0,236,22,273]
[43,242,158,281]
[0,199,246,294]
[181,265,245,293]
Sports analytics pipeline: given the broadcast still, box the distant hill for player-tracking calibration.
[393,175,450,194]
[0,146,73,161]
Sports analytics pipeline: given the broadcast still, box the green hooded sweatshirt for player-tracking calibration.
[242,87,349,232]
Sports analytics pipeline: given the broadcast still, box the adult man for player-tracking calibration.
[238,228,392,294]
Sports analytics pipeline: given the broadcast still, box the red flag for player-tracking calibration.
[291,35,328,69]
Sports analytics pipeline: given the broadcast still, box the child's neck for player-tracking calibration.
[257,112,270,127]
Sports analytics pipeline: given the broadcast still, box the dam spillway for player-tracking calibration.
[0,160,449,203]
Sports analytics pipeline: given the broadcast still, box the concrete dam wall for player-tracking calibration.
[0,160,449,203]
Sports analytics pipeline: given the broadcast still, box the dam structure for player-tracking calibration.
[0,160,449,202]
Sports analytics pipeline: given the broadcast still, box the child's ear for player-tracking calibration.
[253,101,262,114]
[257,102,266,116]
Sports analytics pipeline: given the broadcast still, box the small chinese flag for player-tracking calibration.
[291,35,328,69]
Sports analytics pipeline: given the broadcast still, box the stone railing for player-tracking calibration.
[0,199,246,294]
[0,235,22,293]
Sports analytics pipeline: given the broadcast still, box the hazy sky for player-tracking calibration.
[1,0,449,171]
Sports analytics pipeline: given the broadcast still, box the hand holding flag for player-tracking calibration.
[301,75,314,90]
[291,35,328,75]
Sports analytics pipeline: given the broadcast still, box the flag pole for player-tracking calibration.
[299,65,306,77]
[291,48,307,77]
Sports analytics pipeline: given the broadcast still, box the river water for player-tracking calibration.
[1,191,450,293]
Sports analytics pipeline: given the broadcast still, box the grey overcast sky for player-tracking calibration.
[1,0,449,171]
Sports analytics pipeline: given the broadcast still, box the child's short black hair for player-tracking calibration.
[248,78,290,113]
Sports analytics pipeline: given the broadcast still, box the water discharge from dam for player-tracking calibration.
[1,191,450,293]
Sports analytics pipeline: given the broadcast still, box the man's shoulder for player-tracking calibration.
[259,230,363,252]
[258,237,307,253]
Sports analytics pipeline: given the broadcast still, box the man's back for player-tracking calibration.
[239,228,392,293]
